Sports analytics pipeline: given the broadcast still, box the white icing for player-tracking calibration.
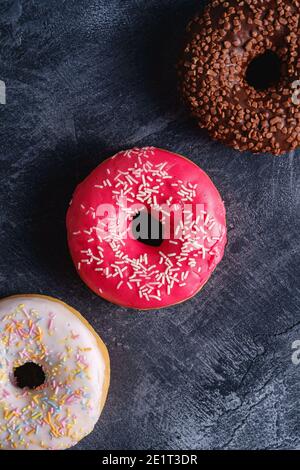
[0,296,108,450]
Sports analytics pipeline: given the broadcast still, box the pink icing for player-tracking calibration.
[66,147,227,309]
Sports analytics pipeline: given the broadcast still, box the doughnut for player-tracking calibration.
[179,0,300,155]
[0,295,110,450]
[67,147,227,309]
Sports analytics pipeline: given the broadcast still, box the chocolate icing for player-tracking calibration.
[179,0,300,155]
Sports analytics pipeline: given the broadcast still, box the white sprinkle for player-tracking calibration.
[149,295,161,301]
[204,214,211,226]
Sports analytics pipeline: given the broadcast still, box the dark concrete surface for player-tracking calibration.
[1,0,300,450]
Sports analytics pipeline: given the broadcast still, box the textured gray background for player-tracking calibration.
[1,0,300,450]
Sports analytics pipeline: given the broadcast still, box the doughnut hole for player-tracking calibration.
[132,211,164,247]
[13,362,46,389]
[245,50,282,91]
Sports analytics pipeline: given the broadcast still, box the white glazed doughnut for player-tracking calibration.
[0,295,110,450]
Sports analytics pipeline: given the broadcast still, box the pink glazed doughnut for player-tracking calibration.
[67,147,227,309]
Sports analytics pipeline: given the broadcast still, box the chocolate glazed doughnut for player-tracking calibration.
[179,0,300,155]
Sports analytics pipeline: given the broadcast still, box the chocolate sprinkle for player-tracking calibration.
[179,0,300,155]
